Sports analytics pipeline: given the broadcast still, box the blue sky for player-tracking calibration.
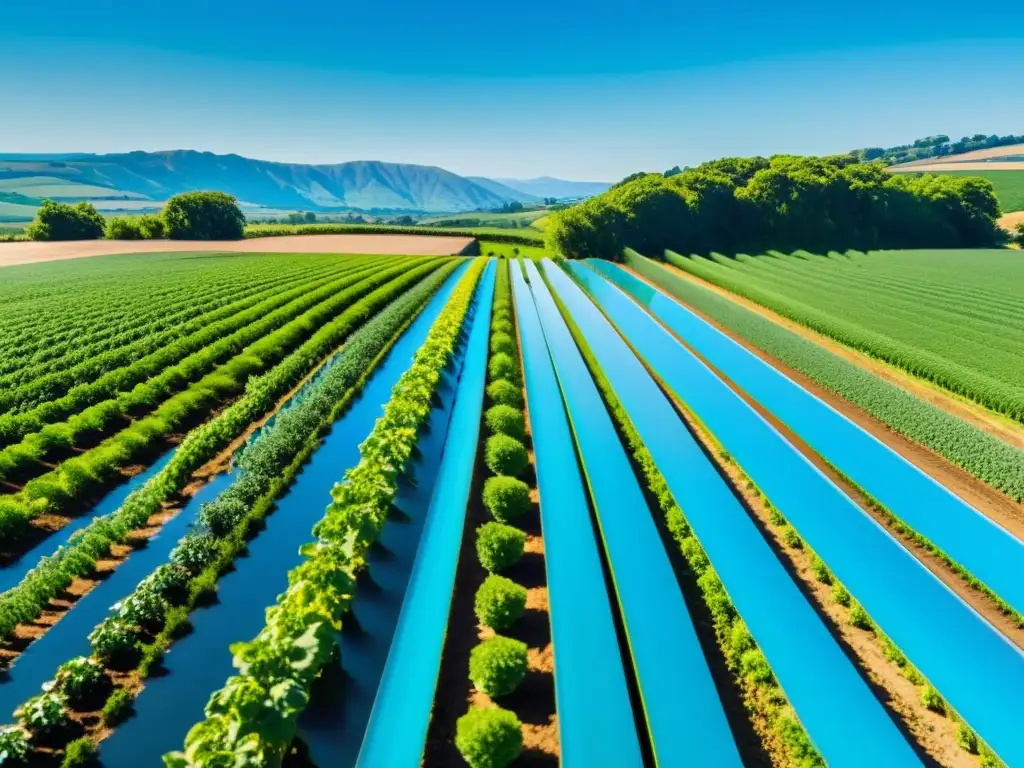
[1,0,1022,180]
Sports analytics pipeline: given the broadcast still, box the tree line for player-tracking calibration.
[25,192,246,241]
[544,155,1007,261]
[851,133,1024,165]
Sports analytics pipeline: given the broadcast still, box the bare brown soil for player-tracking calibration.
[999,211,1024,229]
[617,278,1024,650]
[0,234,475,268]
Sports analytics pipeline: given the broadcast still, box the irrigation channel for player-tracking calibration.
[518,261,742,765]
[588,258,1024,617]
[355,260,495,765]
[544,261,918,764]
[562,259,1024,765]
[510,264,644,764]
[98,260,489,765]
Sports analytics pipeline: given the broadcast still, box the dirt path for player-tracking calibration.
[0,234,474,268]
[1000,211,1024,229]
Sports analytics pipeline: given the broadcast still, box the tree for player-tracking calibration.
[163,192,245,240]
[287,212,304,224]
[304,211,317,223]
[26,200,105,241]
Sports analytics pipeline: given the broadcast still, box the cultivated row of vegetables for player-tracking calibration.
[164,259,486,767]
[0,259,431,548]
[0,260,463,766]
[0,260,447,642]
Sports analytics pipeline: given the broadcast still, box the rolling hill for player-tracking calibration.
[0,152,529,213]
[492,176,611,199]
[464,177,540,203]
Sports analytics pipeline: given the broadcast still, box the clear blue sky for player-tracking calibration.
[2,0,1022,180]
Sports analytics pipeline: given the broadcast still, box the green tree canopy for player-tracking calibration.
[26,200,105,241]
[163,192,245,240]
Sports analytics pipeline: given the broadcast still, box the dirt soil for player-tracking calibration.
[999,211,1024,229]
[0,234,475,268]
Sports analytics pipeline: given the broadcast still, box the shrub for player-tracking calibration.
[487,353,520,383]
[831,583,851,607]
[140,564,191,603]
[847,604,872,630]
[920,686,945,713]
[54,657,106,707]
[170,532,220,574]
[809,555,831,585]
[781,526,802,549]
[1014,222,1024,247]
[88,618,140,667]
[485,435,528,477]
[486,380,523,409]
[455,706,523,768]
[26,200,105,241]
[475,575,527,630]
[17,692,68,734]
[489,332,516,356]
[491,319,515,337]
[61,737,98,767]
[956,723,978,753]
[163,191,245,240]
[482,476,531,522]
[0,726,29,763]
[105,216,145,240]
[476,522,525,572]
[485,405,526,441]
[137,214,165,239]
[116,588,167,630]
[469,636,528,698]
[101,688,133,726]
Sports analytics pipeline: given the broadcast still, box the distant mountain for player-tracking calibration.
[492,176,611,199]
[0,151,514,213]
[464,177,540,203]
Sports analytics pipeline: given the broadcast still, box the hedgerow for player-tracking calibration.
[161,259,486,766]
[244,222,541,246]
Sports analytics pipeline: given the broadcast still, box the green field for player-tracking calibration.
[939,170,1024,213]
[418,209,549,230]
[663,248,1024,420]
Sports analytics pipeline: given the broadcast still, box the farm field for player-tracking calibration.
[0,247,1022,768]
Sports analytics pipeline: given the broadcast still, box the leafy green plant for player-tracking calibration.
[170,533,220,575]
[847,604,872,630]
[163,192,245,240]
[476,522,525,572]
[17,692,68,735]
[487,353,519,383]
[474,575,527,630]
[781,526,802,549]
[26,200,105,241]
[486,380,523,409]
[88,618,140,667]
[469,636,528,698]
[482,477,531,523]
[920,686,945,713]
[809,555,831,585]
[489,332,516,356]
[455,706,523,768]
[484,435,528,477]
[0,726,30,763]
[484,405,526,441]
[61,737,98,767]
[831,583,851,607]
[101,688,134,726]
[116,588,168,631]
[54,657,107,707]
[956,722,978,753]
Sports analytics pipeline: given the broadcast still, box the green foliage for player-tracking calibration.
[920,686,945,713]
[482,476,531,522]
[54,657,106,707]
[455,706,523,768]
[474,574,527,630]
[26,200,105,241]
[847,604,872,630]
[1014,222,1024,247]
[105,214,165,240]
[623,250,1024,501]
[831,583,851,607]
[781,526,802,549]
[486,380,523,409]
[163,260,487,765]
[809,555,831,585]
[101,688,134,726]
[61,737,98,768]
[469,636,528,698]
[851,132,1024,165]
[88,618,140,667]
[545,155,1004,261]
[163,192,245,240]
[489,332,516,356]
[484,435,528,477]
[17,692,68,734]
[0,726,30,763]
[487,353,520,383]
[245,222,541,246]
[484,405,526,441]
[475,522,525,572]
[956,723,979,754]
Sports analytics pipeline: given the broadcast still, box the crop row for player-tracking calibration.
[0,261,464,765]
[0,260,451,640]
[0,261,334,387]
[165,259,486,767]
[663,250,1024,421]
[0,260,372,415]
[242,222,543,245]
[0,261,388,458]
[622,250,1024,501]
[0,261,420,542]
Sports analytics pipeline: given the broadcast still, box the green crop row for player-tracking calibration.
[622,250,1024,502]
[0,261,374,447]
[550,267,823,767]
[0,260,430,546]
[0,262,461,765]
[0,260,449,641]
[163,259,486,767]
[661,249,1024,422]
[243,222,543,245]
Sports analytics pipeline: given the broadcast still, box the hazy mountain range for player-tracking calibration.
[0,151,610,213]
